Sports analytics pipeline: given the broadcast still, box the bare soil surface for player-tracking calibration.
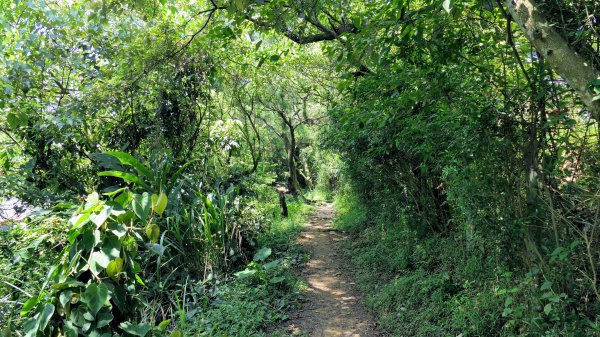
[273,203,385,337]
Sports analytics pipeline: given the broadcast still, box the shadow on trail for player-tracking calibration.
[273,204,385,337]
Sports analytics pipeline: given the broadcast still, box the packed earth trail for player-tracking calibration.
[275,203,385,337]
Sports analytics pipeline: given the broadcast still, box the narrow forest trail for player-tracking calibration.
[274,203,385,337]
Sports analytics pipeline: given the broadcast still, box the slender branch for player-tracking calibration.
[498,2,537,95]
[0,127,25,150]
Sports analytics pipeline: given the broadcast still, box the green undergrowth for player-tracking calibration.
[0,192,313,336]
[334,191,600,336]
[0,205,74,333]
[183,197,313,336]
[333,194,505,337]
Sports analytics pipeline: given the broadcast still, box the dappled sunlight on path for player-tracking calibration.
[273,204,384,337]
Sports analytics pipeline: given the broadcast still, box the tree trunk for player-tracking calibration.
[287,125,301,195]
[504,0,600,119]
[279,190,288,217]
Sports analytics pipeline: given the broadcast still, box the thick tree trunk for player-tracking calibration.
[504,0,600,119]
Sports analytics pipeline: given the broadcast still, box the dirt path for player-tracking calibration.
[274,203,384,337]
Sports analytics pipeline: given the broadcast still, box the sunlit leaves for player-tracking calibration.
[145,223,160,243]
[106,258,124,278]
[151,192,168,216]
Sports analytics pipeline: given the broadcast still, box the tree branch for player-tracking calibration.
[502,0,600,119]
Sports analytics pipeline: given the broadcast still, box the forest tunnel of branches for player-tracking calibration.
[1,0,600,336]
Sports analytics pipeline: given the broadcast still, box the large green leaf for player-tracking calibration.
[63,321,79,337]
[91,206,113,228]
[132,192,151,221]
[234,268,256,279]
[253,247,272,262]
[151,192,168,216]
[59,290,73,309]
[104,151,155,181]
[102,235,121,260]
[20,296,39,316]
[145,223,160,243]
[90,250,110,274]
[85,192,100,210]
[98,171,152,190]
[119,322,152,336]
[81,283,109,316]
[108,222,128,239]
[96,310,113,329]
[38,303,54,331]
[106,257,124,278]
[6,112,29,129]
[23,304,55,337]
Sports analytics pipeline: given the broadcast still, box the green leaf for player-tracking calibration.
[257,56,267,68]
[106,257,124,277]
[6,113,20,129]
[158,319,171,328]
[85,192,100,209]
[20,296,39,316]
[253,247,272,262]
[108,222,128,239]
[102,186,127,197]
[235,0,244,11]
[132,192,151,221]
[269,276,286,284]
[64,320,79,337]
[91,206,113,228]
[544,303,552,315]
[103,235,121,260]
[37,304,55,331]
[81,283,109,316]
[98,171,152,190]
[104,151,155,181]
[442,0,451,13]
[263,259,280,270]
[234,269,256,278]
[145,223,160,243]
[70,213,91,232]
[540,281,552,291]
[151,192,168,216]
[6,112,28,129]
[119,321,152,336]
[96,311,113,329]
[90,250,110,273]
[59,290,73,309]
[170,331,183,337]
[23,317,38,337]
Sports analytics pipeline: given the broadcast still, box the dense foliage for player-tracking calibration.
[1,0,600,336]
